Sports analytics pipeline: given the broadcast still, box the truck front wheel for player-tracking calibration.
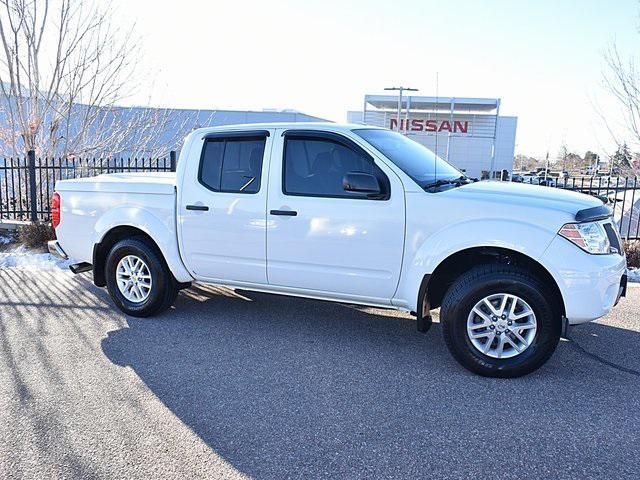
[440,264,561,378]
[105,238,179,317]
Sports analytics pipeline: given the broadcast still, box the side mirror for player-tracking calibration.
[343,172,382,196]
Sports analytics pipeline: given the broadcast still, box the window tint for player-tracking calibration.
[284,137,383,198]
[353,128,461,188]
[200,140,225,191]
[199,137,265,193]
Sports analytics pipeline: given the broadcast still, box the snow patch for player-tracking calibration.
[628,268,640,283]
[0,245,73,272]
[0,233,12,245]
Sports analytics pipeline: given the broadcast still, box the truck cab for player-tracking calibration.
[178,126,405,305]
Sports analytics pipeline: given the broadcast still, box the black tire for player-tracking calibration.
[105,238,179,317]
[440,264,561,378]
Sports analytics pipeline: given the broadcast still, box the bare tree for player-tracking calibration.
[0,0,202,159]
[599,42,640,176]
[514,154,541,172]
[556,142,569,171]
[602,43,640,148]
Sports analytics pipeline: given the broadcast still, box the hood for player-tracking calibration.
[448,180,603,217]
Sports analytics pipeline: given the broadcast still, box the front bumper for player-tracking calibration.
[541,236,627,325]
[47,240,68,260]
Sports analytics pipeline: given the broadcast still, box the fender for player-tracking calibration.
[393,218,559,310]
[93,205,193,283]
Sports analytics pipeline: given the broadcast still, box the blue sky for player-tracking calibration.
[113,0,639,158]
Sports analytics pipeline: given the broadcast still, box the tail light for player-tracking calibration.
[52,192,61,229]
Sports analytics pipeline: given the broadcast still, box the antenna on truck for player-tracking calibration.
[434,72,439,185]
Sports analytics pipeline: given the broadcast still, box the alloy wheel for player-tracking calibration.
[116,255,152,303]
[466,293,537,359]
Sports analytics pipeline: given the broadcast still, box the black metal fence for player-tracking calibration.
[525,176,640,240]
[1,153,639,240]
[0,150,176,222]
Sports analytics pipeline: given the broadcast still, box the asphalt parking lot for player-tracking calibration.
[1,267,639,479]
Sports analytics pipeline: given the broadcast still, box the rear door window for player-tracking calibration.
[199,137,266,193]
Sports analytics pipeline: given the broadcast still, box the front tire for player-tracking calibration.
[105,238,179,317]
[440,264,561,378]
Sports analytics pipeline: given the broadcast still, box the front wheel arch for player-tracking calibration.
[421,246,565,320]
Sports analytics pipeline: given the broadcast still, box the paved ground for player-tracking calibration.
[0,267,639,479]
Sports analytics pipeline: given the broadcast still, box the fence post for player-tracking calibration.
[170,150,177,172]
[27,149,38,222]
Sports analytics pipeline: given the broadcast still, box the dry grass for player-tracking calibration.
[624,241,640,269]
[17,222,55,250]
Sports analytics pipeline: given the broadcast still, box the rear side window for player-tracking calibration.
[283,136,387,198]
[199,137,266,193]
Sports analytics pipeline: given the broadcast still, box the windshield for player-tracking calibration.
[353,128,463,188]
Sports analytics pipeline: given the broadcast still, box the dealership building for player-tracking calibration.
[348,95,517,179]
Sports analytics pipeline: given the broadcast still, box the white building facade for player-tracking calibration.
[348,95,517,179]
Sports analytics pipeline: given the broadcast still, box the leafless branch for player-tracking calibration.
[0,0,204,160]
[601,41,640,174]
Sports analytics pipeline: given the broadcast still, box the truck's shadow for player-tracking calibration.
[101,283,640,478]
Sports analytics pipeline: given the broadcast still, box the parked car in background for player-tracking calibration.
[537,176,557,187]
[582,165,600,176]
[48,123,628,378]
[520,174,551,186]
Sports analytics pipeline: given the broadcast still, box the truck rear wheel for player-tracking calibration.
[440,264,561,378]
[105,238,179,317]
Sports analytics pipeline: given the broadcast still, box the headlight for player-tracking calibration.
[559,221,611,254]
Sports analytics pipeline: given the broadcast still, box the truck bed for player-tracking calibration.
[54,172,179,268]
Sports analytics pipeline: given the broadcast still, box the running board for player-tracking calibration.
[69,262,92,274]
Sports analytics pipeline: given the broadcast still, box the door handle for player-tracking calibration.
[270,209,297,216]
[186,204,209,211]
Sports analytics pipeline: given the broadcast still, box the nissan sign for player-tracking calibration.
[390,118,470,134]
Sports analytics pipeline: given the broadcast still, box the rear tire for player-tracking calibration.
[440,264,561,378]
[105,238,179,317]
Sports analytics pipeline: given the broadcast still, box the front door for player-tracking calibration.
[179,129,273,284]
[266,129,405,303]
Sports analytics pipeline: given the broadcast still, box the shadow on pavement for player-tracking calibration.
[101,283,640,479]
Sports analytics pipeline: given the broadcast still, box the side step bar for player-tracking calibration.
[69,262,92,274]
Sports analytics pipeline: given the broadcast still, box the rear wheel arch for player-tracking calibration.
[93,226,185,288]
[419,246,565,319]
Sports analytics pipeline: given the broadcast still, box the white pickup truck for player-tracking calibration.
[49,123,627,377]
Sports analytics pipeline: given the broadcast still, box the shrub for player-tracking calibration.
[17,222,55,250]
[624,240,640,269]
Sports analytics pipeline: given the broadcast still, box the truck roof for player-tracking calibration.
[190,122,383,135]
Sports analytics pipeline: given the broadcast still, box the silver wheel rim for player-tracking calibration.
[116,255,152,303]
[466,293,537,359]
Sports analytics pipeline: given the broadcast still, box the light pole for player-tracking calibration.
[384,86,418,132]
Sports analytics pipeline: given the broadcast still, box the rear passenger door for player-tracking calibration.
[179,130,273,284]
[266,130,405,303]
